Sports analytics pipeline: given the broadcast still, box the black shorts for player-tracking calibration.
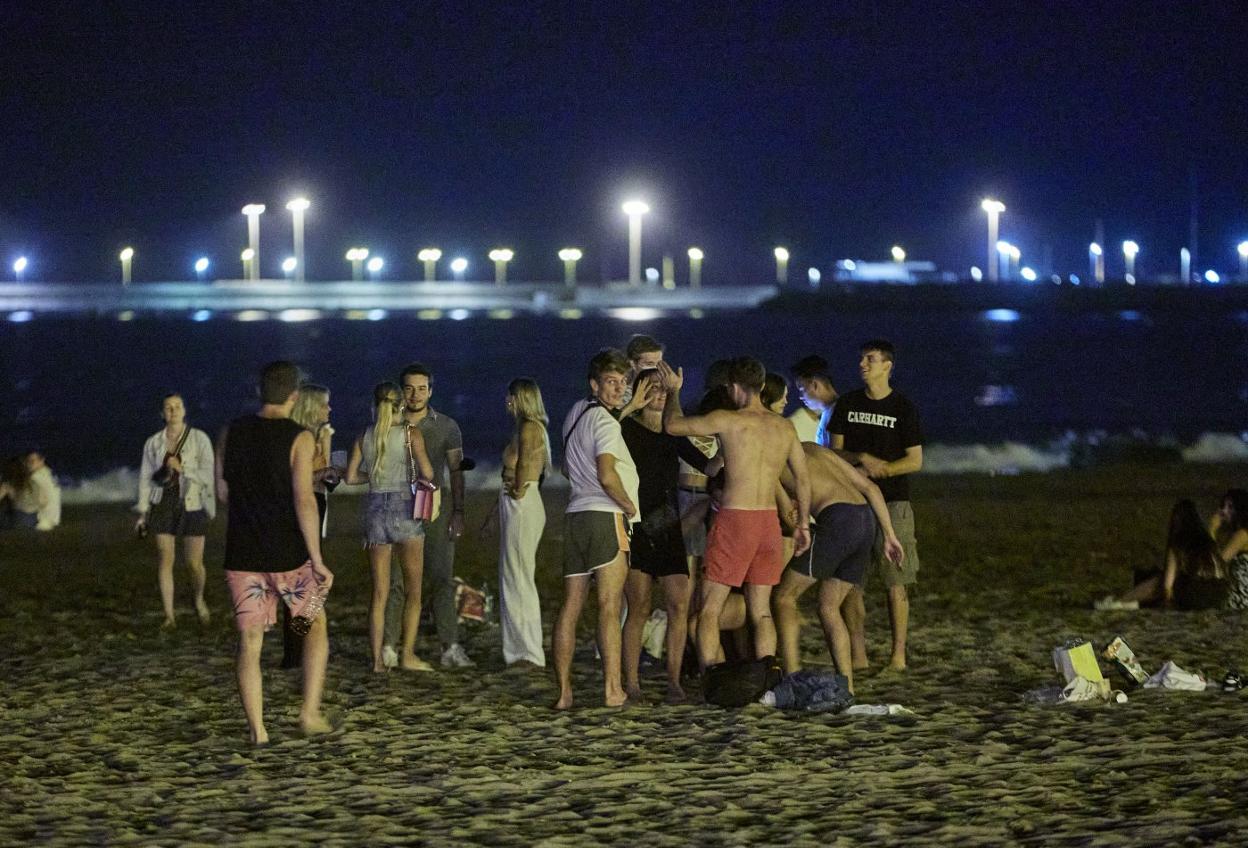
[148,496,209,538]
[788,502,875,586]
[630,514,689,579]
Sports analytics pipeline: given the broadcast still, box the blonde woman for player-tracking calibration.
[499,378,551,667]
[136,394,215,629]
[347,382,435,672]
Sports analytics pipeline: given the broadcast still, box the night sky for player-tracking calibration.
[3,1,1246,284]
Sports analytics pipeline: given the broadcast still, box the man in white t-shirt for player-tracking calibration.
[552,348,639,710]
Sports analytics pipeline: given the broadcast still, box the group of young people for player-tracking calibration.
[131,334,927,739]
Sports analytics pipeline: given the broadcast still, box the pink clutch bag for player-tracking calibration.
[412,479,438,521]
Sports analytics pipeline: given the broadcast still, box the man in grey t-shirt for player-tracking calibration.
[382,363,472,669]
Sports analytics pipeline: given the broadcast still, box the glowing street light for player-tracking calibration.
[1089,242,1104,284]
[281,256,297,280]
[774,246,790,285]
[687,247,704,289]
[119,247,134,285]
[995,240,1013,282]
[285,197,310,282]
[241,248,255,279]
[1020,266,1037,282]
[1205,269,1221,284]
[558,247,583,287]
[13,256,28,282]
[890,245,906,263]
[1010,245,1021,279]
[1238,241,1248,281]
[488,248,514,285]
[981,199,1006,282]
[1122,240,1139,284]
[345,247,369,281]
[194,257,210,281]
[241,204,265,281]
[621,199,649,286]
[450,256,469,281]
[366,256,384,280]
[418,248,442,282]
[807,267,821,287]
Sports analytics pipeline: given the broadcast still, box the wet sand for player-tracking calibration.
[3,464,1248,845]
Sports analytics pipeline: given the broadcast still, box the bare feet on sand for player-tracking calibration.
[399,657,434,672]
[160,617,176,631]
[664,685,688,705]
[552,692,574,710]
[195,601,211,625]
[250,728,270,745]
[299,713,333,736]
[603,690,628,708]
[625,684,644,702]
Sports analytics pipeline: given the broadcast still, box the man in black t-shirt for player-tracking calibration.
[828,340,923,672]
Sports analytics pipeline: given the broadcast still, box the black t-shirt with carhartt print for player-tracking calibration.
[828,388,923,503]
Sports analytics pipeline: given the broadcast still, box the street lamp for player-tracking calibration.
[366,256,384,281]
[1020,266,1037,282]
[489,249,514,285]
[1010,245,1021,280]
[282,256,297,280]
[687,247,704,289]
[13,256,28,282]
[774,246,790,284]
[345,247,369,281]
[890,245,906,263]
[1181,248,1191,284]
[194,257,210,281]
[621,199,649,286]
[1238,241,1248,282]
[1089,242,1104,285]
[119,247,134,285]
[418,248,442,282]
[995,240,1013,282]
[285,197,310,282]
[1122,240,1139,284]
[241,204,265,281]
[981,199,1006,282]
[241,248,255,279]
[450,256,468,281]
[558,248,582,287]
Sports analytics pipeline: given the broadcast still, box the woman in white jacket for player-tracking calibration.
[135,394,215,629]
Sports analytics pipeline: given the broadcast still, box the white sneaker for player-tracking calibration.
[1094,597,1140,611]
[441,643,476,668]
[381,645,399,669]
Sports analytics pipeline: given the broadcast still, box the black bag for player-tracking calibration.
[703,655,784,708]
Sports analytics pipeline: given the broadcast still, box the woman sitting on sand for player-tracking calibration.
[347,382,435,672]
[1209,488,1248,610]
[135,395,215,628]
[1098,499,1229,611]
[497,377,551,668]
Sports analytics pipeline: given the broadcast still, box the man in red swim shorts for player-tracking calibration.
[658,357,810,671]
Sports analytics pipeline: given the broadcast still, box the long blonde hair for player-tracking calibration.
[508,378,551,466]
[291,384,329,432]
[371,381,401,480]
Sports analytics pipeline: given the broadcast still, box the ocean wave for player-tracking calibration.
[51,433,1248,504]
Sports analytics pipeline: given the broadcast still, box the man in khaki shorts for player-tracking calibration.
[828,339,923,672]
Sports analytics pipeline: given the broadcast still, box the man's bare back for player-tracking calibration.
[790,444,866,514]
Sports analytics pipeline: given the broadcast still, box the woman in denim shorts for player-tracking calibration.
[346,382,435,672]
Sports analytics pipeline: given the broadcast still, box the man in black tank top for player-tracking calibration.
[215,361,335,744]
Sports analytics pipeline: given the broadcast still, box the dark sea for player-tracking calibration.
[3,300,1247,497]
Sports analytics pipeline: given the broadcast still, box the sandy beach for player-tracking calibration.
[3,463,1248,845]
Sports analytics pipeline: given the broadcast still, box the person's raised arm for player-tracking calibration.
[214,425,230,506]
[344,436,367,485]
[292,430,332,590]
[787,432,812,556]
[595,453,636,518]
[657,361,723,438]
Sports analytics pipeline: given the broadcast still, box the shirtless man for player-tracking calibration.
[657,357,811,671]
[772,444,903,694]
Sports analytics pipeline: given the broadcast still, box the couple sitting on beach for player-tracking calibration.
[1098,489,1248,611]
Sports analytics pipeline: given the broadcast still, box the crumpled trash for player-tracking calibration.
[843,704,916,717]
[1144,661,1208,691]
[641,609,667,659]
[760,669,854,713]
[1061,676,1128,703]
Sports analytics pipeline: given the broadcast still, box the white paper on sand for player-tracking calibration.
[1143,661,1208,691]
[842,704,915,716]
